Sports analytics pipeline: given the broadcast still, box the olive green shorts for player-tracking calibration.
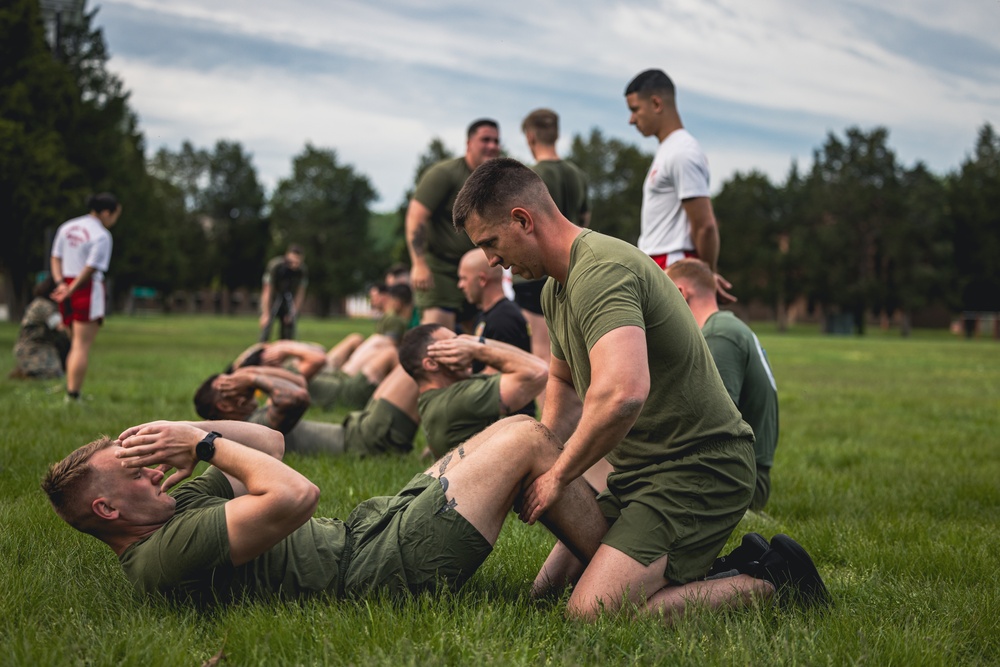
[597,437,755,584]
[750,465,771,512]
[343,474,492,597]
[308,370,376,410]
[414,258,464,312]
[344,398,419,456]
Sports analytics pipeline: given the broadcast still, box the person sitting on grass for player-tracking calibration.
[375,284,415,346]
[11,276,70,380]
[666,258,779,511]
[231,335,399,412]
[41,418,827,615]
[194,355,419,458]
[399,323,546,458]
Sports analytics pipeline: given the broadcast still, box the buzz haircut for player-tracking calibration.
[625,69,675,100]
[522,108,559,145]
[41,437,115,535]
[452,157,553,230]
[467,118,499,139]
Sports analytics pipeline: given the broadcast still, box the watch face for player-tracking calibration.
[197,432,219,461]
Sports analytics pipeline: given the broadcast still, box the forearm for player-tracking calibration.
[476,337,548,412]
[540,374,582,443]
[50,257,64,283]
[64,265,97,294]
[549,386,643,484]
[188,420,284,459]
[405,202,430,265]
[265,341,326,378]
[692,223,720,273]
[684,198,720,273]
[259,285,272,314]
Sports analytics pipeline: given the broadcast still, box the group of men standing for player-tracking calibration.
[44,68,822,624]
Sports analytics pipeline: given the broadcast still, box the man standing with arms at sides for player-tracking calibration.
[406,119,501,332]
[666,258,779,511]
[259,244,308,342]
[625,69,734,303]
[519,108,589,409]
[454,159,828,622]
[50,192,122,402]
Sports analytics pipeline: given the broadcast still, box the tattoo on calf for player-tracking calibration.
[457,445,465,459]
[435,497,458,515]
[438,475,449,493]
[438,452,453,475]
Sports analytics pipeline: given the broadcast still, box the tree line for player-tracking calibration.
[3,0,998,332]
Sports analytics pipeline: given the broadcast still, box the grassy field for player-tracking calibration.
[1,315,998,666]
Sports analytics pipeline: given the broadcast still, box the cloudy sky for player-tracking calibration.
[94,0,1000,212]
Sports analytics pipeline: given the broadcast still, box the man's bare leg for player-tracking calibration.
[65,321,100,395]
[420,307,456,332]
[372,365,420,423]
[566,544,773,624]
[423,416,606,558]
[532,457,614,597]
[345,346,398,385]
[325,333,365,370]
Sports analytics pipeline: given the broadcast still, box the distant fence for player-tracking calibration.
[959,312,1000,339]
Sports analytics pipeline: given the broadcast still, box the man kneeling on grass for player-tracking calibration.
[42,419,826,615]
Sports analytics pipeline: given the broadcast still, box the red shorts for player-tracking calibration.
[59,277,105,326]
[650,250,698,269]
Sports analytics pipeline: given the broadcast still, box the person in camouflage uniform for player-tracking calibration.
[11,277,69,379]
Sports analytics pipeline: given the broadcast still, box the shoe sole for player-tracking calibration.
[707,532,769,577]
[769,534,832,608]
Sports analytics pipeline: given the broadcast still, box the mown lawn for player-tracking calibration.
[1,315,997,666]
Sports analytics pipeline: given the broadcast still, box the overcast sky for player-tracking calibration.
[96,0,1000,212]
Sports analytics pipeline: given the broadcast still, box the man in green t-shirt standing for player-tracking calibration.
[453,158,828,621]
[666,258,779,511]
[43,416,608,605]
[517,108,590,410]
[405,119,501,332]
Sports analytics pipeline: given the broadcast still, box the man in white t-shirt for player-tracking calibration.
[50,192,122,400]
[624,69,734,303]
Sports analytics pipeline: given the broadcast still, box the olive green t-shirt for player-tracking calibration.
[376,314,408,345]
[119,468,348,604]
[541,230,751,471]
[417,373,502,457]
[531,159,589,225]
[412,157,476,271]
[702,311,779,469]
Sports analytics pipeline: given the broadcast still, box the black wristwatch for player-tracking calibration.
[196,431,222,462]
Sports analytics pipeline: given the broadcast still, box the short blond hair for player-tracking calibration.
[41,437,114,535]
[665,258,716,295]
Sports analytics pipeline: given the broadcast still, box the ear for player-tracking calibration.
[92,497,119,521]
[511,207,535,233]
[649,93,665,113]
[422,356,439,373]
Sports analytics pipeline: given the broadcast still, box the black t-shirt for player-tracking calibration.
[473,297,535,417]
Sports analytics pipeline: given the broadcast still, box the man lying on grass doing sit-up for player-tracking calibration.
[42,418,827,616]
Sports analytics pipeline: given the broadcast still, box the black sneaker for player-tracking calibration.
[707,532,769,578]
[752,534,831,609]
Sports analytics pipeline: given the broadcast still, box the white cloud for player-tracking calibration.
[101,0,1000,209]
